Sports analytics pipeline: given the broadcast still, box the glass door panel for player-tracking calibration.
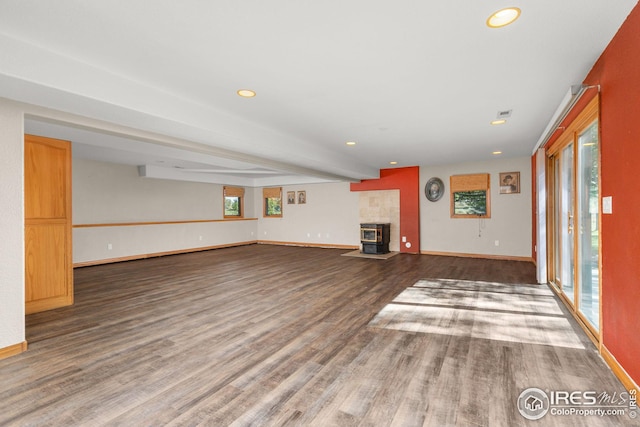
[560,143,575,303]
[577,121,600,329]
[553,157,561,284]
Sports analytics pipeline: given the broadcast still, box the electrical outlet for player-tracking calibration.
[107,243,113,250]
[494,240,499,246]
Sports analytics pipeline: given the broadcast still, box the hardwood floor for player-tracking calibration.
[0,244,633,426]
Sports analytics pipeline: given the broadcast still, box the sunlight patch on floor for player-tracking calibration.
[368,279,586,349]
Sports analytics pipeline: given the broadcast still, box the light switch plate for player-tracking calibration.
[603,196,613,214]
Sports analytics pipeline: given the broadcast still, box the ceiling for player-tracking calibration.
[1,1,637,186]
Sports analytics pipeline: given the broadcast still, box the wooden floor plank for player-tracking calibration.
[0,245,633,426]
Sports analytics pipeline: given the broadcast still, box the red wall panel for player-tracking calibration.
[583,4,640,386]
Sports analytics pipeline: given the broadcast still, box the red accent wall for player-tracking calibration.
[584,4,640,386]
[534,4,640,386]
[350,166,420,254]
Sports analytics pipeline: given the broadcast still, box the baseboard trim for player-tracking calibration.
[0,341,27,360]
[601,345,640,394]
[257,240,359,250]
[26,295,73,315]
[420,250,533,263]
[75,243,533,267]
[73,241,258,268]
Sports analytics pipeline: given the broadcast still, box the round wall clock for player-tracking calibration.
[425,177,444,202]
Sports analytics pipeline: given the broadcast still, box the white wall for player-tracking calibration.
[74,159,223,222]
[74,162,361,263]
[420,157,532,258]
[0,100,25,349]
[73,159,258,264]
[27,135,535,267]
[74,221,256,264]
[256,182,360,247]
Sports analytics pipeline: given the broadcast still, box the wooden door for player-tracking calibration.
[25,134,73,314]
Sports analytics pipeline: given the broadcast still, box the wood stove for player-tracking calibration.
[360,223,391,254]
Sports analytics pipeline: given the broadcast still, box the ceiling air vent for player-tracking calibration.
[497,109,512,119]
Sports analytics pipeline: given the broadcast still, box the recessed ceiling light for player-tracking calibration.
[487,7,521,28]
[389,161,398,165]
[237,89,256,98]
[493,151,503,155]
[346,141,357,146]
[491,119,507,125]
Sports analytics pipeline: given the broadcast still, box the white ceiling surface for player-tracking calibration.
[0,1,637,186]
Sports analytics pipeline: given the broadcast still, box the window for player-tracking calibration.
[263,187,282,218]
[223,186,244,218]
[450,173,491,218]
[453,190,487,215]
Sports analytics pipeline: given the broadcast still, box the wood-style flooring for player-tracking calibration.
[0,244,634,426]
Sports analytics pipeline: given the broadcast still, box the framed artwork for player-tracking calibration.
[425,177,444,202]
[297,191,306,204]
[287,191,296,204]
[499,172,520,194]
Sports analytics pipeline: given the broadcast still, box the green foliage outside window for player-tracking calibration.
[454,190,487,215]
[265,197,282,216]
[224,196,241,216]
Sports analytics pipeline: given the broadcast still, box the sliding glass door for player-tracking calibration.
[548,97,600,336]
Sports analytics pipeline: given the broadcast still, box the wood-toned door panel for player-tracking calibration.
[25,134,72,314]
[25,223,70,300]
[25,138,70,219]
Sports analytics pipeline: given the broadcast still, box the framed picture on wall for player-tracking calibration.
[425,177,444,202]
[499,172,520,194]
[297,191,306,204]
[287,191,296,204]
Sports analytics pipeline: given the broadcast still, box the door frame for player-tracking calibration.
[545,95,601,345]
